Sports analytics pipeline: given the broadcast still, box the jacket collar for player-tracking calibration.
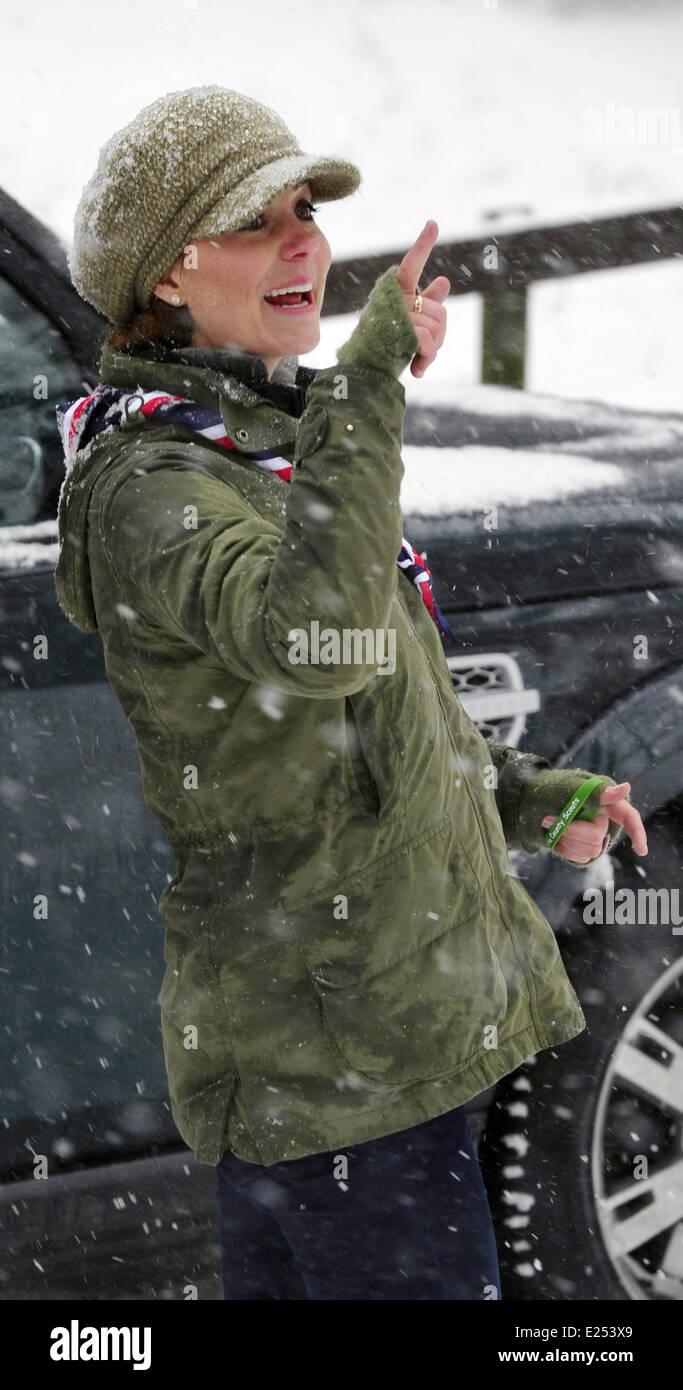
[96,341,319,420]
[169,344,300,386]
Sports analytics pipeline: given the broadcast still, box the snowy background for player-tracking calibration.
[2,0,683,411]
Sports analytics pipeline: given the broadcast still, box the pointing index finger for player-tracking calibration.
[395,220,438,295]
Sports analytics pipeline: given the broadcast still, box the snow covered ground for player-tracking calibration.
[2,0,683,411]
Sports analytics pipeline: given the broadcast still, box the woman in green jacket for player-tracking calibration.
[56,85,647,1300]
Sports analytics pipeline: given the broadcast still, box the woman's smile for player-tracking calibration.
[263,282,316,312]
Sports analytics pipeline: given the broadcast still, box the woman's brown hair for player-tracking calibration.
[107,295,195,357]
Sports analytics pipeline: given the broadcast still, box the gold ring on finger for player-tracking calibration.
[413,290,423,313]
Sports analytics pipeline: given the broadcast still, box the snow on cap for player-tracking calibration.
[68,84,362,324]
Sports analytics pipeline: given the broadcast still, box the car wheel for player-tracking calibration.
[478,801,683,1301]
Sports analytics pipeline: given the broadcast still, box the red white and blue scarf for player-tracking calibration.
[57,386,465,645]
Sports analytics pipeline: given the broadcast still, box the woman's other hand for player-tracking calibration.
[541,781,648,863]
[395,220,451,378]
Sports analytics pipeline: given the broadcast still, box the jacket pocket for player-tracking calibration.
[309,914,508,1089]
[281,814,498,1089]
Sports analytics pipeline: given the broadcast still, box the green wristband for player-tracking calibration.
[543,775,610,850]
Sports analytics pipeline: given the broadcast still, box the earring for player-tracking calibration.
[170,293,183,306]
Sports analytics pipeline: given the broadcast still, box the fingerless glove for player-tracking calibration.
[336,265,421,379]
[516,765,627,863]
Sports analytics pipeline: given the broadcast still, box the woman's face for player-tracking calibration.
[153,182,332,377]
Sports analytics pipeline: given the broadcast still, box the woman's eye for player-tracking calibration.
[237,215,263,232]
[236,199,319,233]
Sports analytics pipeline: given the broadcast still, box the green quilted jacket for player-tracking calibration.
[54,266,625,1166]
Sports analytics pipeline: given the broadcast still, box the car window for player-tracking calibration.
[0,275,87,526]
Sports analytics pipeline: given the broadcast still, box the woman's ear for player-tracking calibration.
[152,256,185,306]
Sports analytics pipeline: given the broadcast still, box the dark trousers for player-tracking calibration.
[215,1104,502,1300]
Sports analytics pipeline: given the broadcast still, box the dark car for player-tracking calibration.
[1,186,681,1301]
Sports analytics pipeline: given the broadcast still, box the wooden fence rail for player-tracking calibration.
[323,204,683,387]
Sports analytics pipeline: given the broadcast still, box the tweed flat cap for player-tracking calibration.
[68,84,362,324]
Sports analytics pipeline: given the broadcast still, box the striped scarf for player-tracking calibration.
[57,386,466,646]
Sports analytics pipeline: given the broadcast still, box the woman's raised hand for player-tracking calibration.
[395,220,451,378]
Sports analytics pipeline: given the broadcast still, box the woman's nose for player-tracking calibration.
[280,227,316,255]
